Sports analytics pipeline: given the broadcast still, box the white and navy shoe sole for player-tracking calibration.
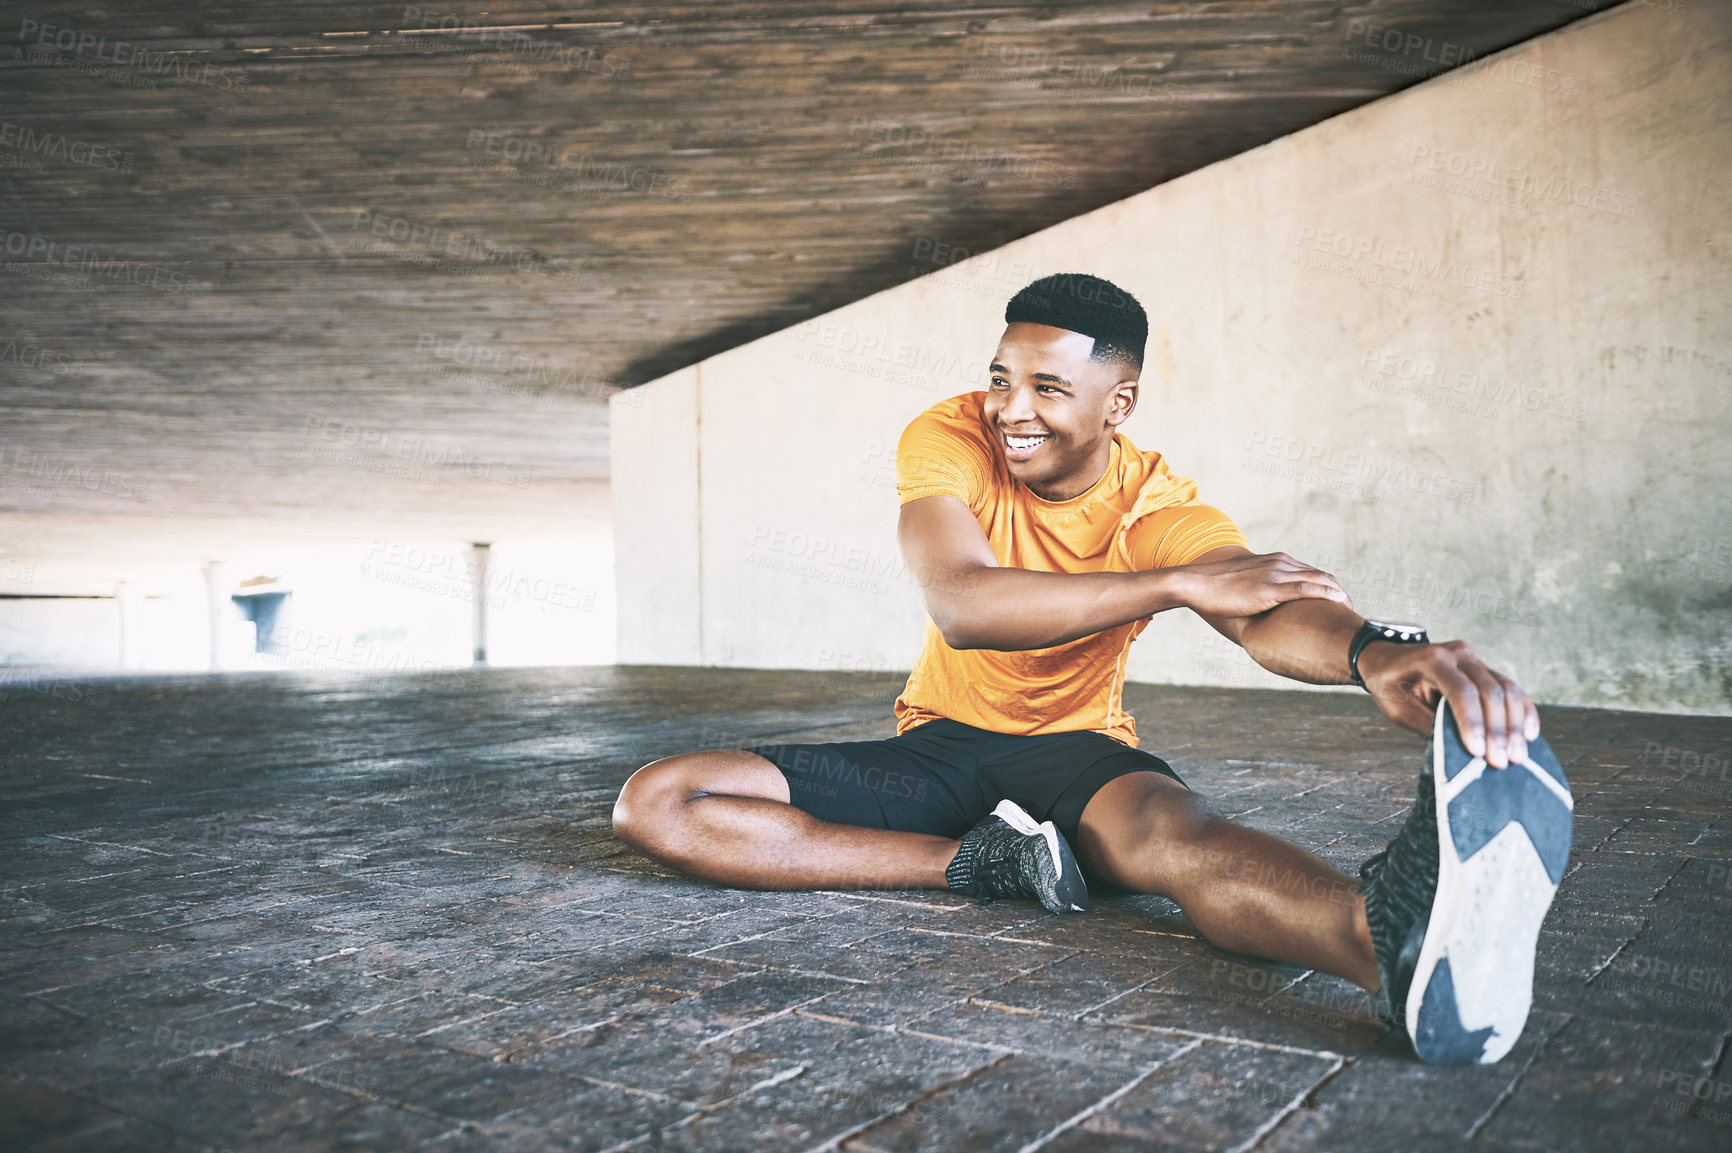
[991,799,1091,913]
[1407,704,1573,1064]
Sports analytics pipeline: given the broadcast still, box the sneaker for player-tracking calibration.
[1361,701,1573,1064]
[947,799,1091,914]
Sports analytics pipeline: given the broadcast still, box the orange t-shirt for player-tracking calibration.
[893,391,1248,747]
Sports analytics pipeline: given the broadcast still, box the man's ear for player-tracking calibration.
[1105,378,1139,427]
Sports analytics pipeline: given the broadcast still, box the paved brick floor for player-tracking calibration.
[2,666,1729,1151]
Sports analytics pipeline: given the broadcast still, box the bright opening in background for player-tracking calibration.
[0,537,617,676]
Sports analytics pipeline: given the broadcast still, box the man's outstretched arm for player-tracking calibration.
[1190,545,1540,768]
[899,498,1539,768]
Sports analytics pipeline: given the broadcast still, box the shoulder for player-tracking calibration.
[1115,436,1248,567]
[1112,433,1200,509]
[900,392,991,444]
[896,392,999,508]
[897,391,996,469]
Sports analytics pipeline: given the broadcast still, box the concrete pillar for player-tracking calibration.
[469,543,491,667]
[202,562,230,671]
[116,581,145,670]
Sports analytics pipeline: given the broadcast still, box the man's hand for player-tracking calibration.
[1357,639,1540,768]
[1177,552,1354,619]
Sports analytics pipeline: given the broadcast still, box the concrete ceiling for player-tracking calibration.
[0,1,1607,582]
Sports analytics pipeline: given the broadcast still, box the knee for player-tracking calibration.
[1132,790,1236,886]
[611,756,694,852]
[1140,788,1226,845]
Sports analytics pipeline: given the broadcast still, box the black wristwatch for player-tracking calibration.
[1348,619,1429,689]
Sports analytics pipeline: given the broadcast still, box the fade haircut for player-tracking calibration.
[1004,273,1148,374]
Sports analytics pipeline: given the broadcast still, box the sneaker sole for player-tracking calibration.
[990,799,1091,913]
[1406,705,1573,1064]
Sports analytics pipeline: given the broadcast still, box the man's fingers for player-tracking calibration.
[1469,667,1510,767]
[1434,664,1486,759]
[1501,678,1531,764]
[1276,581,1351,605]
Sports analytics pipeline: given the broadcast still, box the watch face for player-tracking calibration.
[1366,619,1427,638]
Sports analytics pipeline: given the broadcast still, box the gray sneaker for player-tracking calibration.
[1361,702,1573,1064]
[947,799,1091,914]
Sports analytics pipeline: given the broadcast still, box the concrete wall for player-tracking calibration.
[612,1,1732,714]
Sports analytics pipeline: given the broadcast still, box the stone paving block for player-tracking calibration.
[1251,1010,1577,1152]
[1577,918,1732,1029]
[0,994,142,1091]
[338,989,525,1043]
[1605,815,1722,854]
[424,960,761,1061]
[14,1000,329,1095]
[832,893,1055,938]
[899,1001,1193,1070]
[1677,826,1732,860]
[1089,984,1383,1056]
[72,1048,450,1152]
[1551,850,1688,916]
[978,900,1202,962]
[206,951,443,1017]
[1474,1015,1731,1153]
[535,1025,804,1113]
[1053,1035,1340,1150]
[4,882,196,935]
[810,930,1074,1027]
[0,1073,206,1152]
[147,889,341,934]
[1254,973,1388,1048]
[26,953,260,1015]
[697,905,956,981]
[1654,854,1732,904]
[548,947,756,997]
[277,1030,587,1125]
[1258,1115,1541,1153]
[472,909,735,962]
[0,927,192,994]
[558,886,746,924]
[844,1051,1146,1152]
[413,1083,693,1153]
[973,948,1186,1018]
[1533,945,1653,1020]
[527,968,854,1086]
[157,915,352,973]
[564,904,850,963]
[1647,786,1732,820]
[1564,813,1625,853]
[634,1012,1008,1152]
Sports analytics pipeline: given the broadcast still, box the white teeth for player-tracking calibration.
[1006,434,1047,450]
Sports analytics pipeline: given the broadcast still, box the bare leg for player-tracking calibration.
[1077,772,1381,991]
[611,750,957,890]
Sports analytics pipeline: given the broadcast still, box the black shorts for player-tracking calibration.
[742,717,1185,856]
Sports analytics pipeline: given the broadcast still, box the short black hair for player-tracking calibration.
[1004,273,1147,373]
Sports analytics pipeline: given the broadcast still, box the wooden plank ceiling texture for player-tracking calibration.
[0,2,1603,568]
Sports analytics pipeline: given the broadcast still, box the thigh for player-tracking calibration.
[980,734,1188,852]
[1075,770,1218,892]
[742,730,982,837]
[983,737,1198,886]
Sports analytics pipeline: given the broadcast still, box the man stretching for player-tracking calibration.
[612,273,1573,1065]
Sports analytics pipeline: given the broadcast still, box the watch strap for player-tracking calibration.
[1348,620,1430,689]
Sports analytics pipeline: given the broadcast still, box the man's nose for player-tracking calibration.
[1000,383,1037,423]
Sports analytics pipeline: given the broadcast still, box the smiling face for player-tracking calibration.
[983,322,1139,501]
